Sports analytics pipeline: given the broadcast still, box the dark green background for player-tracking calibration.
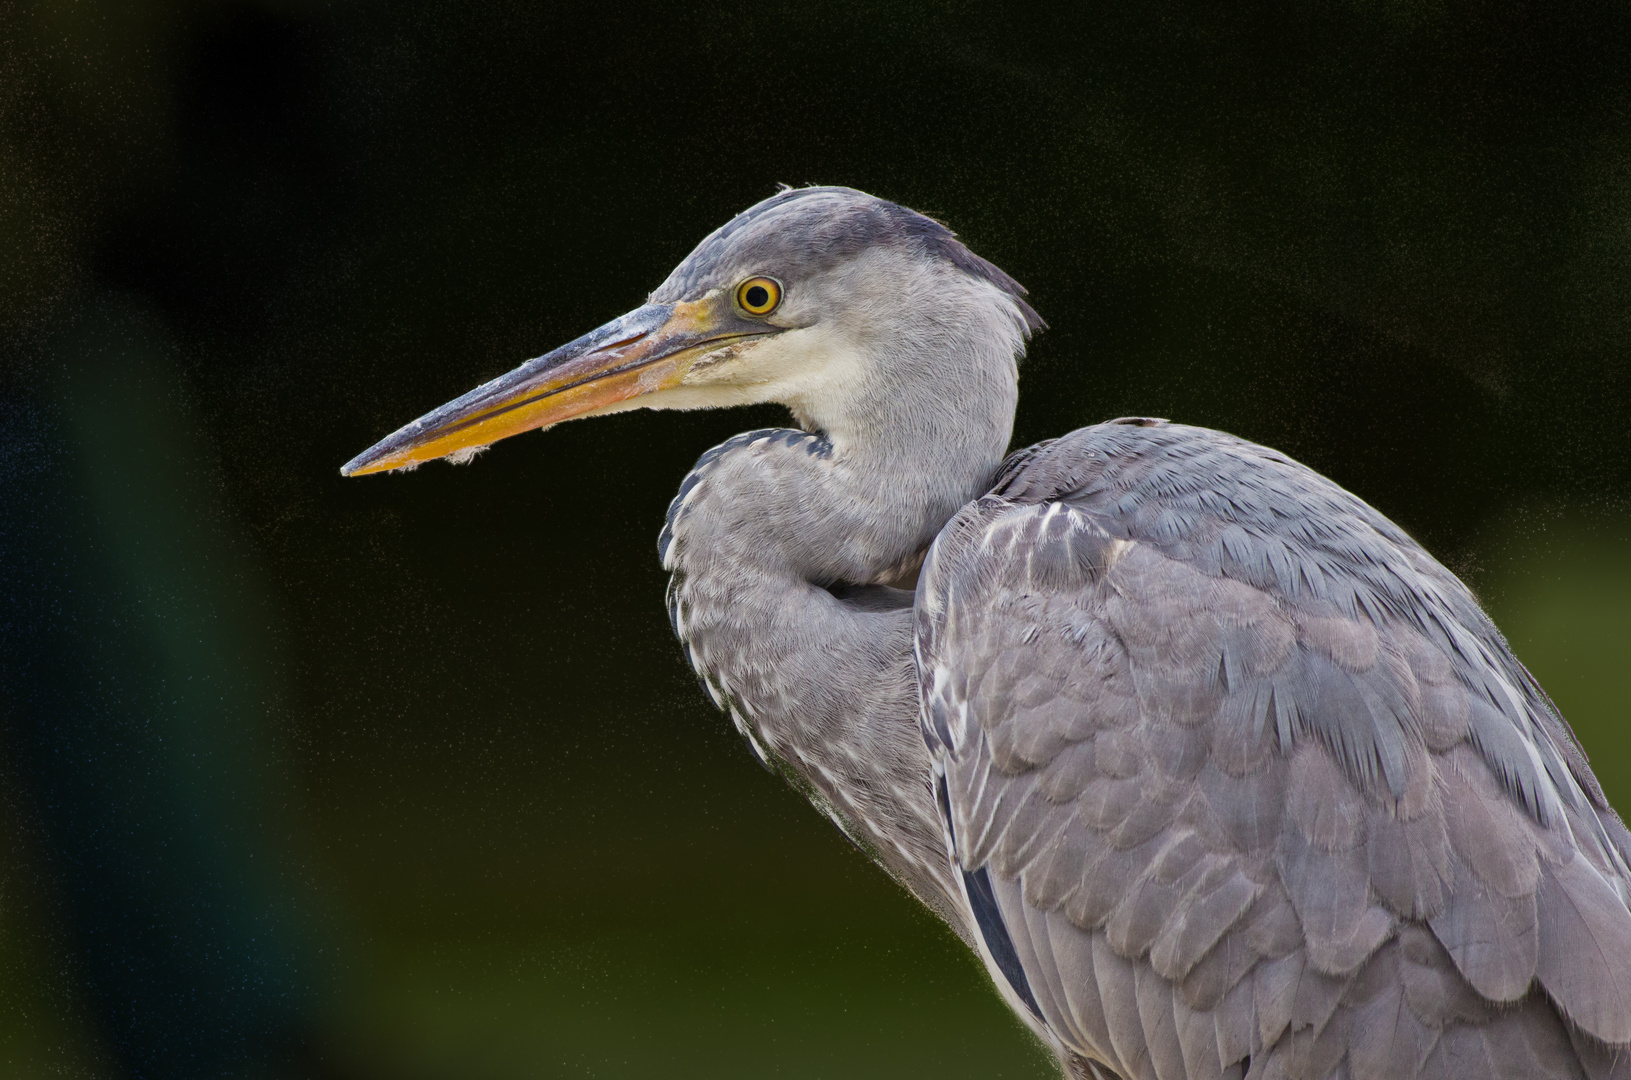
[2,2,1628,1077]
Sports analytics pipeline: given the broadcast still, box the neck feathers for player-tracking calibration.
[658,428,971,936]
[653,262,1031,942]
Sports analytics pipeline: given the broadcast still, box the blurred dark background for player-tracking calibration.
[1,2,1628,1077]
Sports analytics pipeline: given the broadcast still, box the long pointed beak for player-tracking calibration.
[341,298,772,477]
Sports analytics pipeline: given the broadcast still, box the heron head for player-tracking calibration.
[341,186,1041,476]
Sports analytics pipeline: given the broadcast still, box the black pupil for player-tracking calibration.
[744,284,770,309]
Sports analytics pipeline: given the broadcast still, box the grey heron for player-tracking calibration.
[343,187,1631,1080]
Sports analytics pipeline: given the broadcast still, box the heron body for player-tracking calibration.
[345,187,1631,1079]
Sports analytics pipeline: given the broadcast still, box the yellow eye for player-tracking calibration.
[736,277,782,316]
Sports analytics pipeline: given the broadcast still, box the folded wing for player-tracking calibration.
[918,420,1631,1080]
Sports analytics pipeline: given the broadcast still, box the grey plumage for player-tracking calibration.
[346,186,1631,1079]
[921,420,1631,1077]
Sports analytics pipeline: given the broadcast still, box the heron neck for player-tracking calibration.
[655,332,1019,941]
[780,333,1021,581]
[659,426,977,934]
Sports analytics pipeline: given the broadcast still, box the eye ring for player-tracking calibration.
[735,277,782,316]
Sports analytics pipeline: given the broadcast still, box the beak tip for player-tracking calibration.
[340,448,388,477]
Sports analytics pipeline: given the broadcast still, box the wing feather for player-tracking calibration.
[1013,874,1082,1031]
[1173,986,1227,1080]
[1365,803,1452,922]
[1427,855,1539,1002]
[1094,930,1159,1080]
[1134,963,1191,1080]
[1149,863,1261,983]
[1396,925,1495,1027]
[1536,852,1631,1044]
[1253,950,1304,1049]
[1570,1025,1631,1080]
[1349,973,1440,1079]
[1212,976,1256,1067]
[1046,909,1120,1063]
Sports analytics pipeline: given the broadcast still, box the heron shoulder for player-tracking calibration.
[943,419,1612,826]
